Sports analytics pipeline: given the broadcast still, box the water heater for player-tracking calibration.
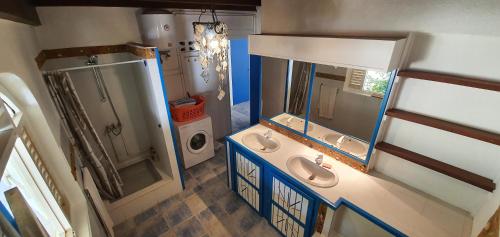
[137,9,177,50]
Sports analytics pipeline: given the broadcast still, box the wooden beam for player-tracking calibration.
[34,0,260,11]
[0,0,41,25]
[375,142,496,192]
[398,70,500,92]
[385,109,500,146]
[35,43,156,68]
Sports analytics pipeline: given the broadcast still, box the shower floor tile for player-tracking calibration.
[119,159,161,196]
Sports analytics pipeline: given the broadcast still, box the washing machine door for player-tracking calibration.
[187,130,209,154]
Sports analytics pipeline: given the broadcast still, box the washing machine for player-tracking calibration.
[173,115,215,169]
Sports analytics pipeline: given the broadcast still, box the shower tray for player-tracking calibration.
[118,159,161,196]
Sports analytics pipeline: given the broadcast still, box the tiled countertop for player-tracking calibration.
[229,124,472,237]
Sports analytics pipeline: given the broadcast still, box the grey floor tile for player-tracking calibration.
[174,217,206,237]
[158,194,182,211]
[163,202,193,227]
[188,162,212,179]
[115,134,280,237]
[216,191,245,214]
[231,204,261,233]
[244,218,282,237]
[134,207,158,225]
[113,219,136,237]
[139,218,169,237]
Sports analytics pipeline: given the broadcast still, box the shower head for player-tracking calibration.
[87,55,98,66]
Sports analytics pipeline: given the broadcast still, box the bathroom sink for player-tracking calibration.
[286,156,339,188]
[342,138,368,157]
[278,116,314,132]
[242,133,281,153]
[323,133,344,147]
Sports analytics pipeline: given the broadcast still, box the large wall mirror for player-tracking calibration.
[261,58,314,134]
[259,57,394,164]
[306,64,392,161]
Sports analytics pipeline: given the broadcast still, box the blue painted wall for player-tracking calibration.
[230,39,250,105]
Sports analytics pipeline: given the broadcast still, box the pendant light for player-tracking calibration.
[193,9,229,100]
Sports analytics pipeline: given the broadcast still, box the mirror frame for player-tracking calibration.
[251,54,398,166]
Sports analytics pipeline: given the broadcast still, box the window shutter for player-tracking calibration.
[347,69,366,90]
[19,127,68,215]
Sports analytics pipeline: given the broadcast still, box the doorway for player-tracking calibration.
[229,38,251,132]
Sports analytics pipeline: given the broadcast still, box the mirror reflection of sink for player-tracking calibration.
[342,139,368,157]
[242,133,281,153]
[286,156,339,188]
[278,116,314,132]
[323,133,344,147]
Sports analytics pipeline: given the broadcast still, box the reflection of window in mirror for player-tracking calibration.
[344,69,391,98]
[308,65,388,160]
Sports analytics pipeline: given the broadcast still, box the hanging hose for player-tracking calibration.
[87,55,123,136]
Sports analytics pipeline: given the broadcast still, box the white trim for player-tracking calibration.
[285,60,294,113]
[228,40,234,106]
[249,35,407,72]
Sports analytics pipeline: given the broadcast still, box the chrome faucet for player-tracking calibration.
[264,130,272,139]
[336,136,345,148]
[315,154,324,166]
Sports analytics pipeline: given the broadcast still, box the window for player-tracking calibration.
[344,69,391,97]
[0,96,72,237]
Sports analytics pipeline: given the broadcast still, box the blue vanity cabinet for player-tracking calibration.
[227,140,316,237]
[230,144,263,214]
[265,170,316,237]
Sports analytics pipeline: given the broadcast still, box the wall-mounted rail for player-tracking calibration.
[375,142,496,192]
[398,70,500,92]
[385,109,500,146]
[375,69,500,192]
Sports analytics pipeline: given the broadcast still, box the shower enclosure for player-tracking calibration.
[40,45,183,227]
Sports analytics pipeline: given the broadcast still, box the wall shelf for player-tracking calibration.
[385,109,500,146]
[375,142,496,192]
[398,70,500,92]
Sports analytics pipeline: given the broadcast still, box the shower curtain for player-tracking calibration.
[289,63,311,115]
[44,72,123,200]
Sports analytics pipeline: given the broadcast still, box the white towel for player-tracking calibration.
[318,84,337,119]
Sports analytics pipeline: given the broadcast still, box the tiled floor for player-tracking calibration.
[113,146,281,237]
[231,101,250,132]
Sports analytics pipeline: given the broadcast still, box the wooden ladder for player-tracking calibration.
[375,70,500,192]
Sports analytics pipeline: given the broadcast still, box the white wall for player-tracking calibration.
[35,7,142,49]
[137,11,256,139]
[0,19,92,237]
[260,1,500,235]
[261,57,287,118]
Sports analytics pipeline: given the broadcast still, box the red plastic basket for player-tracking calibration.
[169,96,206,122]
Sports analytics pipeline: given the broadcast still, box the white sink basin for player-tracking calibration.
[342,138,368,158]
[242,133,281,153]
[323,133,344,147]
[286,156,339,188]
[278,116,314,132]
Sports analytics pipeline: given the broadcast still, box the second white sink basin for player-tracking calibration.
[242,133,281,153]
[323,133,344,147]
[286,156,339,188]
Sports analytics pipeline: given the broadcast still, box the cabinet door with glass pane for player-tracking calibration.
[268,171,314,237]
[233,147,262,213]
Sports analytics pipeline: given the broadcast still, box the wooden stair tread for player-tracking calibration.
[398,70,500,92]
[385,109,500,146]
[375,142,495,192]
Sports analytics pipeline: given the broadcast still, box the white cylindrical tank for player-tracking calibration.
[137,10,177,50]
